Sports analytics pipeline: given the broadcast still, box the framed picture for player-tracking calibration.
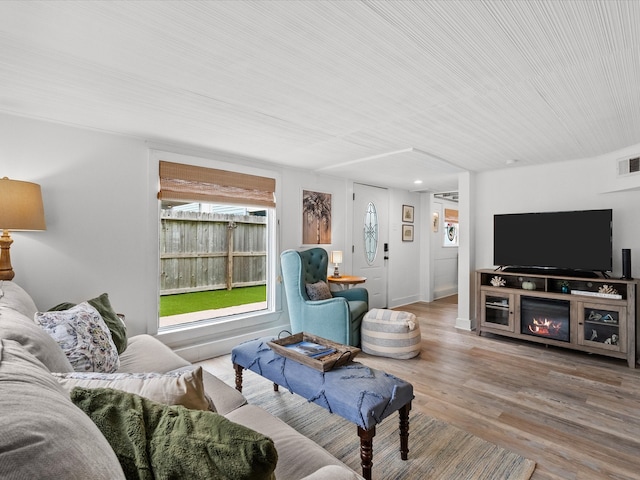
[443,208,459,247]
[402,204,414,223]
[402,224,414,242]
[432,212,439,232]
[444,223,458,246]
[302,189,332,244]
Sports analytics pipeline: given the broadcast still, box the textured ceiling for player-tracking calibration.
[1,1,639,192]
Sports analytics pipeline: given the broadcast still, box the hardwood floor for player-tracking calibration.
[198,296,640,479]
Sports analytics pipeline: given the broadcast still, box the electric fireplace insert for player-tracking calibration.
[520,296,570,342]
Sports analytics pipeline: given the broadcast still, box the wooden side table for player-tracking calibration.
[327,275,366,289]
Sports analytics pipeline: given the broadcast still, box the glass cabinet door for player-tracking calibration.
[578,302,626,353]
[481,291,515,332]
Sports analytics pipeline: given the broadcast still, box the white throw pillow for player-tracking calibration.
[52,366,215,411]
[34,302,120,373]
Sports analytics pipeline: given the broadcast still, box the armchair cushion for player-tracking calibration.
[305,281,332,301]
[332,288,368,303]
[348,300,368,323]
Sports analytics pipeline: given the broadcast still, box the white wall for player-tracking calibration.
[472,145,640,282]
[12,111,634,354]
[279,172,423,309]
[387,189,422,307]
[1,112,424,359]
[1,113,152,335]
[430,197,459,299]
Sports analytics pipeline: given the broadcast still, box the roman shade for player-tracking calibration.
[158,161,276,208]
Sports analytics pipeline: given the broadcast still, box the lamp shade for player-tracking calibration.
[330,250,343,264]
[0,177,46,231]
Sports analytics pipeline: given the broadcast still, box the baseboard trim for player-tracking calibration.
[388,294,421,309]
[455,316,476,331]
[434,286,458,299]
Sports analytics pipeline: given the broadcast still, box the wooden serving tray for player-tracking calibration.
[268,332,360,372]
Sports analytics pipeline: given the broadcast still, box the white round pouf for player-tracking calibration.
[360,309,421,359]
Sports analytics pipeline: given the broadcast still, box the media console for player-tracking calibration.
[476,269,638,368]
[499,266,601,278]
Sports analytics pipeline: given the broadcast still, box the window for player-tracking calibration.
[363,201,378,265]
[158,161,276,329]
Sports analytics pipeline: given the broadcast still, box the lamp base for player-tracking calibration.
[332,265,341,278]
[0,230,15,281]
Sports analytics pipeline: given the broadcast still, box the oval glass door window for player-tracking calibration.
[364,202,378,265]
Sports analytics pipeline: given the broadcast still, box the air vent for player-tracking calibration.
[618,155,640,176]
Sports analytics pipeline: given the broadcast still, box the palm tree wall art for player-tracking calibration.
[302,190,332,244]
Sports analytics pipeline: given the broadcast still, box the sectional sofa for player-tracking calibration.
[0,280,362,479]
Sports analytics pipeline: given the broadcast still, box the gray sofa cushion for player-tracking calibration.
[0,339,125,480]
[0,307,73,372]
[0,280,38,317]
[199,368,247,416]
[226,404,353,480]
[118,334,191,373]
[0,281,73,372]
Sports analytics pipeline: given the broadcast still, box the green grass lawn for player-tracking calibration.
[160,285,266,316]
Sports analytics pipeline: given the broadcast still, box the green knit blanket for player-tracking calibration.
[71,387,277,480]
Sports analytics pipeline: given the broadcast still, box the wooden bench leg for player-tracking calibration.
[357,425,375,480]
[233,363,244,393]
[234,363,280,392]
[399,401,411,460]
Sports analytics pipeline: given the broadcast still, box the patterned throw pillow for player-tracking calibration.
[305,281,332,301]
[34,302,120,373]
[52,367,215,412]
[49,292,128,354]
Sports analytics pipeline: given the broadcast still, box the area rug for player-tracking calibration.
[224,369,536,480]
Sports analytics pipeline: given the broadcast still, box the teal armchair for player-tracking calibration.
[280,248,368,347]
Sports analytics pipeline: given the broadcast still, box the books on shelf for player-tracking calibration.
[570,289,622,300]
[284,341,336,359]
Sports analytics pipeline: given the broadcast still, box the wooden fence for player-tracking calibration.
[160,210,267,295]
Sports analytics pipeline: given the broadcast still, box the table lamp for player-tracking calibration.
[0,177,46,281]
[330,250,343,278]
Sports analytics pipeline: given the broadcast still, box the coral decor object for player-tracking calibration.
[598,285,618,295]
[490,276,506,287]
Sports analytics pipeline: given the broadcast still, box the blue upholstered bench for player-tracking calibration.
[231,337,414,480]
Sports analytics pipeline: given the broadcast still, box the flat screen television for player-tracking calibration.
[493,209,612,275]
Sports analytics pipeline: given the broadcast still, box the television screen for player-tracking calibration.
[493,209,612,273]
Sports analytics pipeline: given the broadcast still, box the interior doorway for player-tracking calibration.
[352,183,389,308]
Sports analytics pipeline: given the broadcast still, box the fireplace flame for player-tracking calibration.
[528,317,562,336]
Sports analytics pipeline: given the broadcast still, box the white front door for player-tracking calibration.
[352,183,388,309]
